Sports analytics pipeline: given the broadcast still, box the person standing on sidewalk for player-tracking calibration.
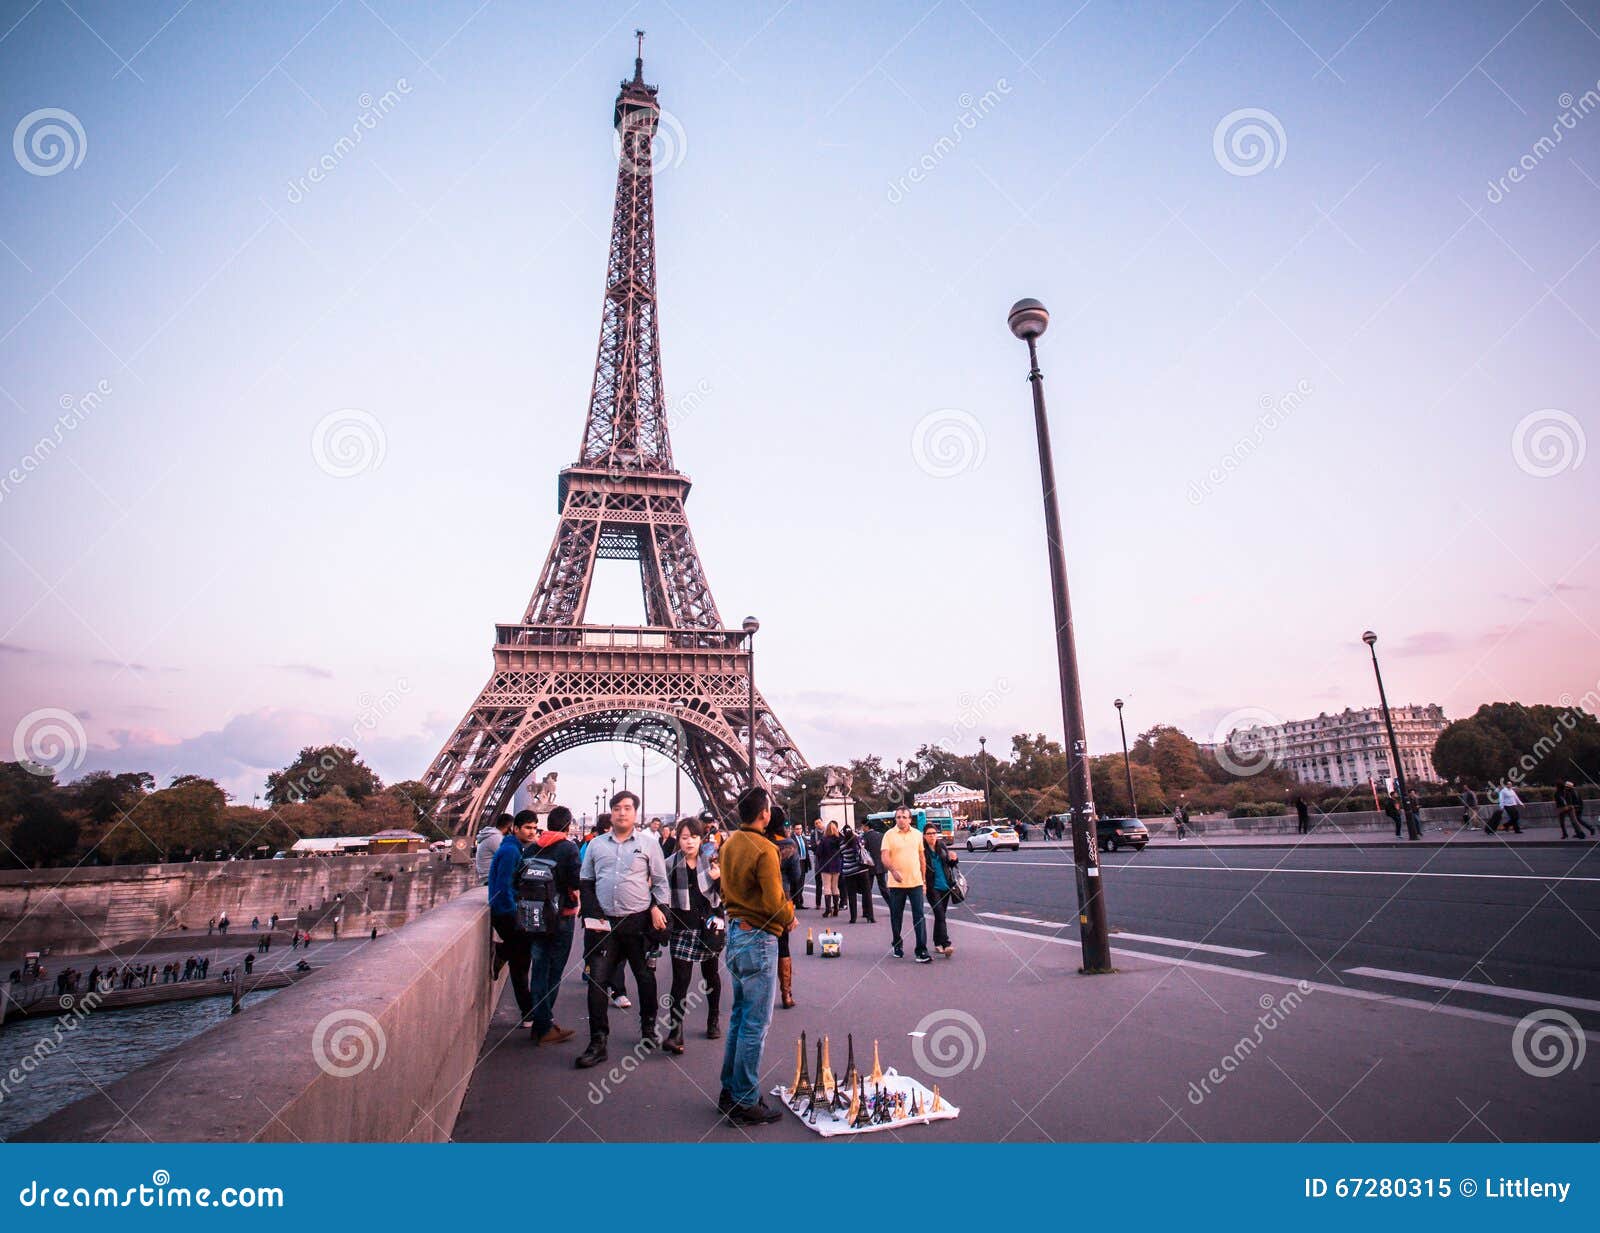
[815,822,843,917]
[716,785,793,1126]
[768,809,801,1010]
[861,822,884,923]
[881,807,930,963]
[488,813,540,1027]
[661,817,723,1055]
[526,806,582,1046]
[1294,796,1310,835]
[839,824,872,923]
[1491,784,1524,835]
[1459,785,1480,830]
[790,820,809,909]
[922,822,958,958]
[575,791,669,1069]
[1555,781,1595,839]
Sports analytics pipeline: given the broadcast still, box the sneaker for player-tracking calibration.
[727,1099,783,1125]
[610,992,632,1010]
[892,943,904,958]
[915,951,932,964]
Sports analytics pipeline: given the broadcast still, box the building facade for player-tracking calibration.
[1223,704,1448,791]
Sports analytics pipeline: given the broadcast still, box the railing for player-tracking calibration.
[495,624,747,651]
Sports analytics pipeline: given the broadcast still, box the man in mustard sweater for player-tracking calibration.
[716,785,794,1125]
[881,806,931,962]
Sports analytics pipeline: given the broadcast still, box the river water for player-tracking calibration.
[0,988,282,1140]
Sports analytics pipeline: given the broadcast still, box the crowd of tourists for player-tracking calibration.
[478,793,960,1126]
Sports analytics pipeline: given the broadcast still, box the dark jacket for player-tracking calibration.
[487,836,524,917]
[773,834,803,899]
[664,850,722,933]
[923,837,957,895]
[839,829,867,877]
[814,833,843,875]
[862,827,884,873]
[532,830,583,917]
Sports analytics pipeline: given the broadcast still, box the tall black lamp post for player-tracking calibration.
[743,615,760,791]
[1362,630,1416,840]
[1114,698,1137,818]
[979,735,994,825]
[1009,296,1113,974]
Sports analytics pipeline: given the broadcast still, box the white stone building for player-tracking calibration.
[1222,705,1448,790]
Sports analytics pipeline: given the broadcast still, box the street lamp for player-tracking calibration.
[979,735,993,826]
[743,615,760,791]
[1009,296,1113,973]
[1362,631,1416,840]
[1114,699,1137,819]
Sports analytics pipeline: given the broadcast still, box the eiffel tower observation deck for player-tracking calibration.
[422,40,808,833]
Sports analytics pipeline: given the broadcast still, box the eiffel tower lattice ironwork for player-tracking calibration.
[423,42,808,833]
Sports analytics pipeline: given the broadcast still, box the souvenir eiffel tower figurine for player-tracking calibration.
[844,1075,860,1126]
[911,1089,923,1117]
[790,1032,812,1107]
[804,1080,821,1125]
[852,1075,872,1128]
[870,1038,884,1085]
[815,1037,833,1112]
[819,1035,837,1105]
[841,1033,860,1098]
[931,1084,943,1113]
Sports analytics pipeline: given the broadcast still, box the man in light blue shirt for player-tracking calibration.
[575,791,668,1068]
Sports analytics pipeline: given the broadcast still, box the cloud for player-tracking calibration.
[0,642,33,655]
[274,663,335,679]
[1391,631,1459,657]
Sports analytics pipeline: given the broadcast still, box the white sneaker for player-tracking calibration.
[609,992,632,1010]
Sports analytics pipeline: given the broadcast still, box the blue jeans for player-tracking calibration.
[527,916,575,1036]
[719,924,778,1107]
[887,886,928,955]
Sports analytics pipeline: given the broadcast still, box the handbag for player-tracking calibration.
[701,912,727,954]
[948,864,969,905]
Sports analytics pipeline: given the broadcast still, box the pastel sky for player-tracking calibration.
[2,0,1597,815]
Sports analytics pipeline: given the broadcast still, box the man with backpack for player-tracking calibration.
[523,806,583,1045]
[488,813,541,1027]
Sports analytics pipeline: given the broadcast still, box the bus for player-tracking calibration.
[863,808,956,835]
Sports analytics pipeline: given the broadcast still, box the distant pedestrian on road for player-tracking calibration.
[1294,796,1310,835]
[1491,784,1524,834]
[1554,781,1594,839]
[1173,802,1191,840]
[1459,785,1480,830]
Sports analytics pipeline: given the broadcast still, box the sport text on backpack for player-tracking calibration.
[515,854,561,935]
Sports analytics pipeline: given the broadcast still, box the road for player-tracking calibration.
[956,841,1600,1026]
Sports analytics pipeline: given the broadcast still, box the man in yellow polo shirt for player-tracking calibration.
[880,806,930,963]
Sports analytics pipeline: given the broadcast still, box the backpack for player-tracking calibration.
[514,854,561,936]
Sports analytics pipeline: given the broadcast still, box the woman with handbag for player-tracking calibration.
[839,825,874,924]
[661,817,724,1054]
[814,821,843,917]
[922,824,959,958]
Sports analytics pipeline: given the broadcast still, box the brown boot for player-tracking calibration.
[536,1024,575,1045]
[778,956,795,1009]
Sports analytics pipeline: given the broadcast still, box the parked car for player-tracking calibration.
[966,823,1021,852]
[1096,817,1149,853]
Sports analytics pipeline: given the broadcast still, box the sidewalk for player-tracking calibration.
[452,909,1597,1142]
[1008,823,1589,851]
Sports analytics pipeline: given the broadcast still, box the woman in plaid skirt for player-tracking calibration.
[661,817,724,1055]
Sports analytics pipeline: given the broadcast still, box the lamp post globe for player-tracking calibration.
[1008,298,1049,340]
[1362,630,1377,647]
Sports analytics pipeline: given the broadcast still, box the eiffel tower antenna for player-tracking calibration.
[422,46,808,833]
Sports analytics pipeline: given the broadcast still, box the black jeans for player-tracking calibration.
[844,871,874,922]
[491,912,533,1017]
[583,913,659,1040]
[928,887,952,949]
[886,886,928,955]
[668,950,721,1037]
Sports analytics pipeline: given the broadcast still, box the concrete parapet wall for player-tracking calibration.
[0,854,474,958]
[17,889,500,1142]
[1142,801,1562,838]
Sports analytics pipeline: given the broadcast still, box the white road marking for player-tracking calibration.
[978,913,1265,957]
[1343,967,1600,1013]
[950,919,1600,1039]
[978,860,1600,884]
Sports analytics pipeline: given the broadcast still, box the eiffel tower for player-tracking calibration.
[423,39,808,833]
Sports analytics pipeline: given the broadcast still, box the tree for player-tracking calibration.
[1433,702,1600,789]
[382,780,438,830]
[1130,725,1207,791]
[10,795,80,866]
[1089,753,1165,817]
[71,770,155,826]
[265,745,382,806]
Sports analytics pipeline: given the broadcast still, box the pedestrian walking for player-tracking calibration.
[769,809,801,1009]
[575,791,668,1069]
[488,812,541,1027]
[1492,784,1524,834]
[525,805,582,1046]
[881,807,931,963]
[923,822,958,958]
[1294,796,1310,835]
[815,822,843,917]
[1555,781,1595,839]
[660,817,724,1055]
[1458,785,1480,830]
[861,823,884,921]
[838,823,874,923]
[715,785,792,1126]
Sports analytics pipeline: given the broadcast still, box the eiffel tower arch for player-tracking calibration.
[422,42,808,834]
